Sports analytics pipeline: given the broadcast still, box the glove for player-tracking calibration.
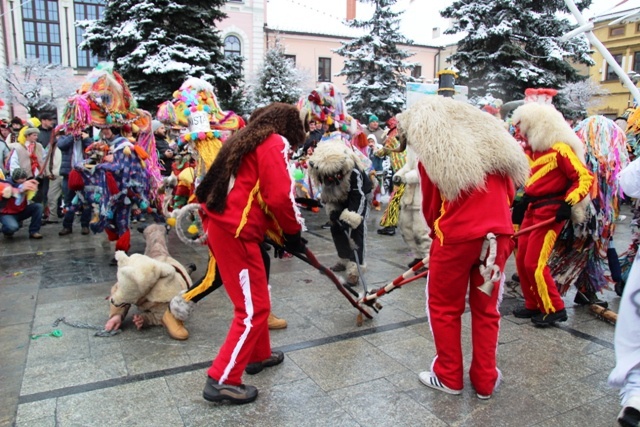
[555,201,572,223]
[392,174,404,185]
[511,200,527,225]
[273,245,285,259]
[283,232,307,255]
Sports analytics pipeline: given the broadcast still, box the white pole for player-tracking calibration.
[564,0,640,104]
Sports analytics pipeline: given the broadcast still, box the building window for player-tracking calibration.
[22,0,62,64]
[606,54,624,81]
[318,57,331,82]
[75,0,105,69]
[610,26,625,37]
[411,65,422,80]
[224,35,241,57]
[634,52,640,73]
[284,54,296,67]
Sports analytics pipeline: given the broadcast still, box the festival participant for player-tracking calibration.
[510,102,594,326]
[195,103,306,404]
[398,95,528,399]
[307,141,373,286]
[610,156,640,427]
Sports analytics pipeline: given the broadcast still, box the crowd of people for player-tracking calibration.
[3,71,640,427]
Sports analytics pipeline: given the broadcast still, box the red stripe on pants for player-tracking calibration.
[205,222,272,386]
[427,235,513,395]
[515,208,565,314]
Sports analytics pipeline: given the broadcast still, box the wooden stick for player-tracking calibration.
[513,217,556,238]
[589,304,617,324]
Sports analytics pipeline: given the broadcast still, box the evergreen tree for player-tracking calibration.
[252,37,303,107]
[335,0,416,122]
[441,0,594,104]
[79,0,239,112]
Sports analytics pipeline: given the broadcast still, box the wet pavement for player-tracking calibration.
[0,206,631,426]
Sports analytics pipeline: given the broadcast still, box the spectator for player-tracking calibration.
[38,112,55,149]
[42,129,63,223]
[9,127,44,179]
[153,120,174,176]
[302,119,323,153]
[0,168,43,239]
[0,120,10,174]
[57,130,93,236]
[363,114,385,145]
[6,117,24,148]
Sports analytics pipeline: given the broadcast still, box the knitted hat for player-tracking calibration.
[12,168,28,181]
[369,115,379,124]
[24,127,40,137]
[152,120,163,133]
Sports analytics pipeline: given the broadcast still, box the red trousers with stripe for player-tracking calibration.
[205,222,272,386]
[427,235,513,395]
[515,207,565,314]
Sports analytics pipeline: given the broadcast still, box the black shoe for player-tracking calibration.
[377,226,396,236]
[512,306,540,318]
[202,377,258,404]
[511,273,520,283]
[618,406,640,427]
[531,309,568,327]
[245,350,285,375]
[615,281,625,297]
[58,228,72,236]
[29,233,43,239]
[321,221,332,230]
[574,290,608,308]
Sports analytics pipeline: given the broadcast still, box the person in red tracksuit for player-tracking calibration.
[397,96,529,400]
[194,103,306,405]
[510,103,593,327]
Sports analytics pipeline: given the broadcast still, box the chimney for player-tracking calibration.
[432,27,440,39]
[347,0,356,21]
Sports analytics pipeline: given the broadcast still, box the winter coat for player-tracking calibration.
[58,134,92,176]
[155,136,174,176]
[38,126,54,149]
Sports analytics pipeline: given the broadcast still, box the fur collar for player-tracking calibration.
[398,96,529,201]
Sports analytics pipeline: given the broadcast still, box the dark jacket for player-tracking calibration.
[155,136,174,176]
[303,129,323,153]
[38,126,54,149]
[57,134,92,176]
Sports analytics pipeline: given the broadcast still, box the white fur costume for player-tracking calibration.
[394,148,431,263]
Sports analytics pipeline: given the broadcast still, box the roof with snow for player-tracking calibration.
[594,0,640,23]
[265,0,463,48]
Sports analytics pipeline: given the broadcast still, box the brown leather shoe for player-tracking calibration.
[81,227,90,235]
[268,312,287,330]
[58,228,72,236]
[29,233,43,239]
[161,309,189,340]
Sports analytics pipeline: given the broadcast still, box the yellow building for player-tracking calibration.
[589,3,640,118]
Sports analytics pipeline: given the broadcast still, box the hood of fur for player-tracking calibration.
[511,103,585,161]
[398,96,529,201]
[308,141,360,181]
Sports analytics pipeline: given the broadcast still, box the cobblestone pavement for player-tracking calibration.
[0,205,632,426]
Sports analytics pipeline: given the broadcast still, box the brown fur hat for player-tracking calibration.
[196,102,306,213]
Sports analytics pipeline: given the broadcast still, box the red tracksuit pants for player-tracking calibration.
[515,208,565,314]
[205,222,272,386]
[427,235,513,395]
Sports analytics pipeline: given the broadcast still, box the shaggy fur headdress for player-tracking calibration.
[397,96,529,201]
[196,103,306,213]
[307,141,362,183]
[511,102,585,162]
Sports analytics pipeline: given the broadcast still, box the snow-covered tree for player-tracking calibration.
[335,0,416,122]
[78,0,241,112]
[0,59,76,116]
[441,0,594,104]
[252,37,303,108]
[558,79,609,119]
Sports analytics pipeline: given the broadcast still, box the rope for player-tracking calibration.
[52,317,121,337]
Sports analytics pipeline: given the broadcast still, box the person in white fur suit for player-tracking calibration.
[104,224,193,340]
[392,147,432,269]
[397,95,529,400]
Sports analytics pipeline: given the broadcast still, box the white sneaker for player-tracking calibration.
[418,371,462,395]
[476,368,502,400]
